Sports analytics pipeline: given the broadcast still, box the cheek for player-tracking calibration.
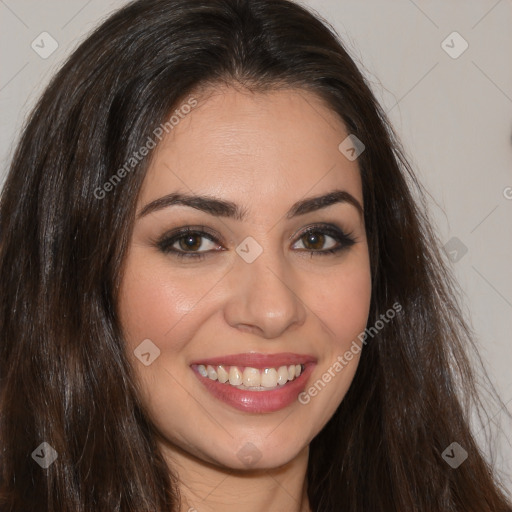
[307,254,371,398]
[294,261,371,429]
[117,251,209,411]
[117,241,372,465]
[119,244,372,366]
[118,250,220,347]
[313,258,372,347]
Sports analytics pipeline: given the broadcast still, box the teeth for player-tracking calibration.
[229,366,243,386]
[206,365,217,380]
[196,363,305,389]
[261,368,277,388]
[217,364,229,383]
[243,367,261,387]
[277,366,289,385]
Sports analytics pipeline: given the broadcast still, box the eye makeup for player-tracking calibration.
[155,222,356,261]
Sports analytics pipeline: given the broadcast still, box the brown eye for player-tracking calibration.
[291,224,356,255]
[294,230,337,251]
[157,228,223,258]
[178,234,204,251]
[301,231,326,250]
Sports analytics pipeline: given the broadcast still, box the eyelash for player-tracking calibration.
[156,224,356,261]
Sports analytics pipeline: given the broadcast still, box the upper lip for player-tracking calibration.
[190,352,316,369]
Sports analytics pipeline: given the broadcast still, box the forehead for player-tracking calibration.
[139,86,362,209]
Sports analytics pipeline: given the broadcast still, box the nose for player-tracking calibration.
[223,249,307,339]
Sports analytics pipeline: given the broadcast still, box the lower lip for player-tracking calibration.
[192,364,315,413]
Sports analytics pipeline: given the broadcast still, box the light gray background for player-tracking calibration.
[1,0,511,494]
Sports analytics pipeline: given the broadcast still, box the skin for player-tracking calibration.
[118,86,372,512]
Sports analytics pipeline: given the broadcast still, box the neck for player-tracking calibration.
[160,442,312,512]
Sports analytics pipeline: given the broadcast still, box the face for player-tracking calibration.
[118,86,371,470]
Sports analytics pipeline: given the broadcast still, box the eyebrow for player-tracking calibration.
[137,189,363,220]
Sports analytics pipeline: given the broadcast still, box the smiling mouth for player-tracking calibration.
[191,363,305,390]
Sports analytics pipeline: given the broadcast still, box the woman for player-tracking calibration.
[0,0,510,510]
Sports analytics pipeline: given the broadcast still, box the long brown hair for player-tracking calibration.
[0,0,510,510]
